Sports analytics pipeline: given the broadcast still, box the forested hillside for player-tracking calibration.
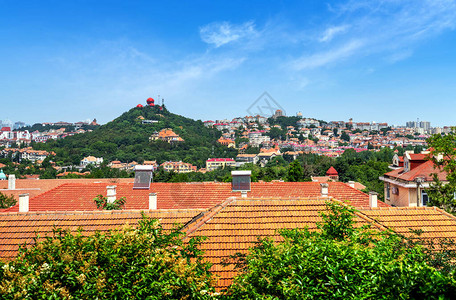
[32,106,237,167]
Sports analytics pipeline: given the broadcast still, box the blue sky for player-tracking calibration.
[1,0,456,126]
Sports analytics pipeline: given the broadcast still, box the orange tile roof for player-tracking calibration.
[1,182,388,213]
[0,178,133,202]
[0,209,204,260]
[187,197,375,289]
[187,199,456,290]
[384,160,446,182]
[359,206,456,240]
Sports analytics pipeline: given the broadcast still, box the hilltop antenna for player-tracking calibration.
[162,98,164,107]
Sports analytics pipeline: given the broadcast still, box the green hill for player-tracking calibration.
[32,105,237,168]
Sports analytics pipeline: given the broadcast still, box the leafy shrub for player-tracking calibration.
[226,202,456,299]
[0,215,215,299]
[93,194,126,210]
[0,192,16,209]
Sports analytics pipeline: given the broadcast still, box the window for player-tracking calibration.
[386,183,390,199]
[421,191,429,206]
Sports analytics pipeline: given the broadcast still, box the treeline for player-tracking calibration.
[152,147,395,199]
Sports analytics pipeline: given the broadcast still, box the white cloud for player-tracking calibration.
[200,21,257,47]
[292,40,364,70]
[319,25,349,42]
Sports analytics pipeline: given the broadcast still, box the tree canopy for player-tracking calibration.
[226,202,456,299]
[0,215,215,299]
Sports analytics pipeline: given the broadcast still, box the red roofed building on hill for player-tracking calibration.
[380,151,445,207]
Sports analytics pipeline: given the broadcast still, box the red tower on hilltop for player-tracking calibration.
[146,98,155,106]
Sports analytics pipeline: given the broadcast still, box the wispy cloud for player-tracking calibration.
[200,21,257,47]
[292,40,364,70]
[289,0,456,71]
[319,25,349,42]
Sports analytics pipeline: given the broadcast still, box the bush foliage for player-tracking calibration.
[0,215,215,299]
[226,202,456,299]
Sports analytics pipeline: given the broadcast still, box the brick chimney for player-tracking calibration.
[348,181,355,188]
[106,185,116,204]
[369,192,378,208]
[19,193,29,213]
[149,193,157,210]
[320,183,329,197]
[8,174,15,190]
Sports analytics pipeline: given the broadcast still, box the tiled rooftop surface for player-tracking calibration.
[188,200,456,290]
[0,178,133,202]
[0,209,203,260]
[188,197,373,289]
[1,181,388,212]
[360,206,456,239]
[384,160,446,182]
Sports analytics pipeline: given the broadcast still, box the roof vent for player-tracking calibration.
[133,165,154,190]
[231,170,251,192]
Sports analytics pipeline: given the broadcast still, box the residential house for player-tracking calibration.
[206,158,236,171]
[149,128,184,143]
[236,154,259,165]
[80,156,104,167]
[161,161,196,173]
[217,137,236,148]
[379,152,441,207]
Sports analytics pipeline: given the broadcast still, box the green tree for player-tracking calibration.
[340,131,350,142]
[426,130,456,213]
[0,215,215,299]
[226,202,456,299]
[93,194,127,210]
[286,160,303,182]
[0,192,16,209]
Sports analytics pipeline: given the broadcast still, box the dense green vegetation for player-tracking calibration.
[226,202,456,299]
[31,106,237,168]
[426,130,456,213]
[0,215,214,299]
[0,192,16,209]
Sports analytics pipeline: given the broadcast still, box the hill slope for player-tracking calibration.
[33,106,237,168]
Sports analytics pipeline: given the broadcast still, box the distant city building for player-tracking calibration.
[406,121,417,128]
[273,109,284,119]
[80,156,104,167]
[406,120,431,131]
[419,121,431,131]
